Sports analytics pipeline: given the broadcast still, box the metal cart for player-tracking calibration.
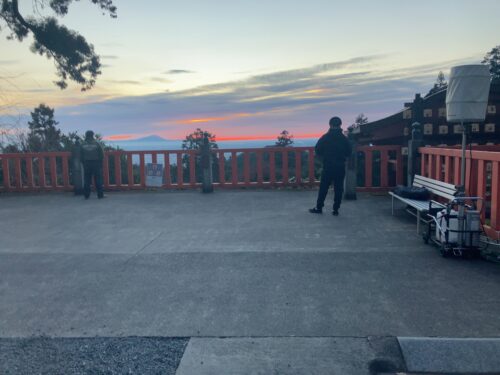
[423,197,483,258]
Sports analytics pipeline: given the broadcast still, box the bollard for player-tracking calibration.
[201,135,213,193]
[344,129,357,200]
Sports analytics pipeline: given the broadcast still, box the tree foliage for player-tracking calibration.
[482,45,500,83]
[353,113,368,126]
[0,0,117,90]
[26,103,62,151]
[182,128,218,150]
[347,113,368,134]
[426,71,447,97]
[275,130,294,147]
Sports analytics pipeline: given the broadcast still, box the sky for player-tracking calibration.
[1,0,499,141]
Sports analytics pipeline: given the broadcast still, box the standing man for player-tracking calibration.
[309,117,351,216]
[81,130,105,199]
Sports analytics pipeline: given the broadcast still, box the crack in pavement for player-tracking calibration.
[122,230,164,267]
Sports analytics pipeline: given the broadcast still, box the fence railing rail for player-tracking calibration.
[0,145,403,192]
[420,146,500,238]
[0,152,72,191]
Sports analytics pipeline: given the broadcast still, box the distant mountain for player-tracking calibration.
[131,135,168,142]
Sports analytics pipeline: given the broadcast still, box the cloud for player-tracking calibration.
[164,69,195,75]
[0,60,20,65]
[104,134,137,141]
[55,54,475,140]
[106,80,141,85]
[101,55,119,60]
[25,88,54,93]
[150,77,172,83]
[157,113,253,126]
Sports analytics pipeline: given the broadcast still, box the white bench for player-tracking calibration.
[389,175,458,233]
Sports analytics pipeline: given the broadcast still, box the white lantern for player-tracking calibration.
[446,65,491,123]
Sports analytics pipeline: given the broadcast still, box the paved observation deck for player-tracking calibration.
[1,190,500,374]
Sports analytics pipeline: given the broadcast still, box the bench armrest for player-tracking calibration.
[428,200,445,217]
[429,200,445,209]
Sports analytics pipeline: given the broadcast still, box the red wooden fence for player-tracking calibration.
[0,145,403,192]
[0,152,72,191]
[420,146,500,238]
[356,145,404,191]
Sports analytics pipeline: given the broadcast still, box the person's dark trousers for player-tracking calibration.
[316,163,346,211]
[83,160,104,198]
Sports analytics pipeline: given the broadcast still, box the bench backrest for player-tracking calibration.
[412,175,457,201]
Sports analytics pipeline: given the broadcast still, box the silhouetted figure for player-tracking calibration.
[309,117,351,216]
[81,130,104,199]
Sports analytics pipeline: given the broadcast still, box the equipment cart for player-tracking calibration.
[423,197,483,258]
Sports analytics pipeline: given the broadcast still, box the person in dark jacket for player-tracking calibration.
[81,130,105,199]
[309,116,352,215]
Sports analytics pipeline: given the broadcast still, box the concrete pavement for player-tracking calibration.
[1,190,500,373]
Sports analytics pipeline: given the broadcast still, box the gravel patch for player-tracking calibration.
[0,337,189,375]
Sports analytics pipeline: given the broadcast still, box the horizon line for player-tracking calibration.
[104,133,325,142]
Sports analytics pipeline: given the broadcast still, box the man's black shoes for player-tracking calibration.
[309,207,339,215]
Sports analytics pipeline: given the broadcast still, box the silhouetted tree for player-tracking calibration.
[482,45,500,83]
[426,71,447,97]
[181,128,219,183]
[0,0,117,90]
[275,130,294,147]
[347,113,368,133]
[354,113,368,126]
[25,104,62,151]
[182,128,218,151]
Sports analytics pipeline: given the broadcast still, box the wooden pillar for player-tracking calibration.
[365,150,373,188]
[344,135,357,199]
[490,161,500,231]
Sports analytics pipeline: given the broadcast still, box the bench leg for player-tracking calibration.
[417,211,421,234]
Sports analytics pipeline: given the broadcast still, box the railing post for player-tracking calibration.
[218,151,225,185]
[71,140,84,195]
[308,148,315,186]
[490,161,500,231]
[256,151,263,186]
[344,130,357,200]
[200,134,213,193]
[14,157,22,190]
[407,122,423,186]
[1,158,11,191]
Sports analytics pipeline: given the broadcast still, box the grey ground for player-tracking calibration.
[1,190,499,374]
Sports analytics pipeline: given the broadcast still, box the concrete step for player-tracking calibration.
[398,337,500,374]
[176,336,405,375]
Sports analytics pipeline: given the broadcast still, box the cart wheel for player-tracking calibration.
[440,244,451,258]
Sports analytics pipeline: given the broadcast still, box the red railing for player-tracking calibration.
[0,152,72,191]
[100,148,318,189]
[356,145,404,191]
[0,145,403,192]
[420,146,500,238]
[211,147,316,188]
